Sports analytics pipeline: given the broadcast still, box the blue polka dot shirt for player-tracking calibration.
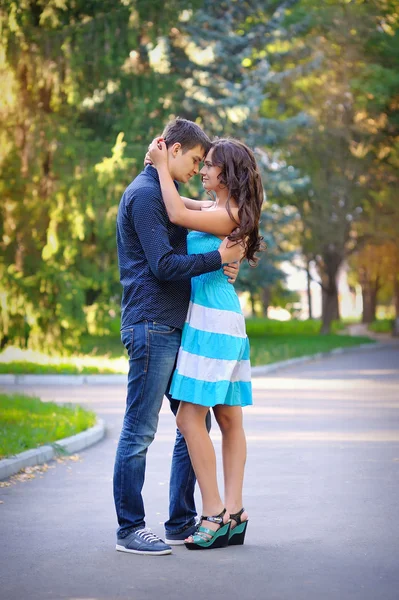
[117,166,221,330]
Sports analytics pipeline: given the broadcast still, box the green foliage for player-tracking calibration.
[0,393,96,458]
[264,0,399,331]
[235,204,300,315]
[1,0,398,349]
[173,1,312,301]
[178,0,311,143]
[78,332,124,358]
[0,0,200,350]
[368,319,394,333]
[269,280,300,312]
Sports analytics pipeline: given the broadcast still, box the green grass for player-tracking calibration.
[0,393,96,459]
[0,326,372,374]
[0,321,377,460]
[249,334,374,366]
[0,361,117,375]
[0,345,128,375]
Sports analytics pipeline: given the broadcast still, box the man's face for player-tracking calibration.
[169,144,205,183]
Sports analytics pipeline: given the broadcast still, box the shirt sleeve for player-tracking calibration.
[131,187,221,281]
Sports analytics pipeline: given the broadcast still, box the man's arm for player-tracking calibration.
[131,189,241,282]
[181,197,215,211]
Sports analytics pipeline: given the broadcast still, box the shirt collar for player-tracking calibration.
[144,164,179,190]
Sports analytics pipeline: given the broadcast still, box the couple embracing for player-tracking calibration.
[113,118,264,555]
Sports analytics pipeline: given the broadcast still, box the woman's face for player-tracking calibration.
[199,148,223,192]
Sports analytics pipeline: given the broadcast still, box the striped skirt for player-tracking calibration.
[169,299,252,408]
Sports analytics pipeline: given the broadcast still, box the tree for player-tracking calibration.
[0,0,201,350]
[235,205,297,316]
[264,0,399,333]
[172,1,314,301]
[345,1,399,326]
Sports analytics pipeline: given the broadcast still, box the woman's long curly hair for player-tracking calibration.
[209,138,265,266]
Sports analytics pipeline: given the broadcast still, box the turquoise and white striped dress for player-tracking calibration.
[170,231,252,408]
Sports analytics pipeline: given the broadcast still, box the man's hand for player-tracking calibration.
[200,200,217,210]
[223,261,239,284]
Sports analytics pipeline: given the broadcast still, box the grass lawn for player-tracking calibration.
[0,343,128,375]
[0,393,96,459]
[368,319,394,334]
[250,334,374,366]
[0,323,375,458]
[0,328,374,374]
[0,361,120,375]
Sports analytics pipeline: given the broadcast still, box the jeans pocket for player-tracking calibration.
[148,322,176,335]
[121,328,134,356]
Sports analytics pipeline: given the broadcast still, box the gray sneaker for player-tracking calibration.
[165,522,198,546]
[116,528,172,556]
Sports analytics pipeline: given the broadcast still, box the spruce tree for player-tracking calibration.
[171,0,314,300]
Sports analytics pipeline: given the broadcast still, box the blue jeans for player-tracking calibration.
[113,320,197,537]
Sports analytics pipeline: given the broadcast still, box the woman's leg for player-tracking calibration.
[176,402,226,534]
[213,405,248,525]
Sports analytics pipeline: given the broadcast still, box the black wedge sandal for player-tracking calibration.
[228,508,248,546]
[184,509,230,550]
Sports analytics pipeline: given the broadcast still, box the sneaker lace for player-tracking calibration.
[135,528,162,543]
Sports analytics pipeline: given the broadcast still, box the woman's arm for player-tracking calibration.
[149,141,239,237]
[144,149,213,211]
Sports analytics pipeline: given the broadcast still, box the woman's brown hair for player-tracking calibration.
[210,138,265,266]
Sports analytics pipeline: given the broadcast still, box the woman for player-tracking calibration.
[148,137,264,550]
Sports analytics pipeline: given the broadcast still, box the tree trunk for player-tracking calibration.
[361,276,379,324]
[250,293,257,318]
[320,252,342,334]
[361,286,376,324]
[262,286,271,317]
[0,334,9,351]
[393,276,399,337]
[321,287,339,334]
[306,261,313,319]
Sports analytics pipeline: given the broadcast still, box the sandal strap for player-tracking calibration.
[191,520,228,542]
[197,526,217,538]
[192,527,214,542]
[200,508,226,526]
[230,507,245,525]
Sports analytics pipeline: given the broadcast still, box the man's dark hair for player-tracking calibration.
[162,118,211,155]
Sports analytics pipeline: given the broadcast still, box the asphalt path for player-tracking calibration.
[1,345,399,600]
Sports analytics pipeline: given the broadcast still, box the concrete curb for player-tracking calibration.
[0,341,393,386]
[0,373,127,385]
[0,418,106,481]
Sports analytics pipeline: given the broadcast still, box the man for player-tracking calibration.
[113,118,242,555]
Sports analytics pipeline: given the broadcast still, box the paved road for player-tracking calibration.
[1,346,399,600]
